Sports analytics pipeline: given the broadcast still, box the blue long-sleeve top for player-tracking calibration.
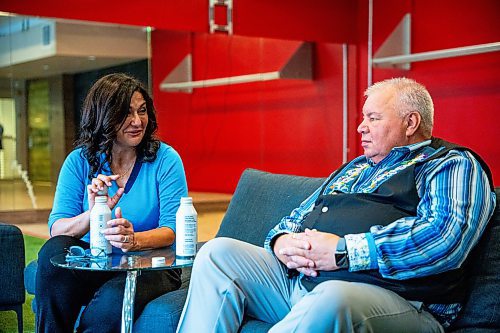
[49,142,188,249]
[264,140,496,325]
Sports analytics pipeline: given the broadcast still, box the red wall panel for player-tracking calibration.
[152,32,347,192]
[234,0,357,43]
[371,0,500,184]
[1,0,207,32]
[1,0,356,42]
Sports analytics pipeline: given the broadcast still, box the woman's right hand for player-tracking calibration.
[87,174,124,210]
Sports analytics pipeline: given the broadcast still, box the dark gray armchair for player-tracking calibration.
[0,223,25,333]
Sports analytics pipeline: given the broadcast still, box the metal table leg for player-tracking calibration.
[121,270,138,333]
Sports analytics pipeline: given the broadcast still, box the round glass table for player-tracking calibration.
[51,247,194,333]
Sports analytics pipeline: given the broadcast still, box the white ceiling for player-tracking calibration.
[0,15,148,79]
[0,55,146,79]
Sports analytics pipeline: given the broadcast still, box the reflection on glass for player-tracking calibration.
[28,79,50,182]
[50,247,182,271]
[0,13,150,213]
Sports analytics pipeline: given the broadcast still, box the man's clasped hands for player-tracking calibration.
[274,229,343,277]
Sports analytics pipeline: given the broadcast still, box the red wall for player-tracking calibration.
[2,0,499,191]
[370,0,500,186]
[152,32,350,192]
[0,0,356,42]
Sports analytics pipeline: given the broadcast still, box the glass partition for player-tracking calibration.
[0,13,150,213]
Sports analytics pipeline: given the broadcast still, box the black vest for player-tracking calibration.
[299,138,494,304]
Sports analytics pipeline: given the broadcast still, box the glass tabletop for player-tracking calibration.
[50,247,194,272]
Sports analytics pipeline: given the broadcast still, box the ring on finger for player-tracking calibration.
[124,235,129,243]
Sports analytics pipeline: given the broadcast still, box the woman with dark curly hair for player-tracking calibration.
[36,73,187,332]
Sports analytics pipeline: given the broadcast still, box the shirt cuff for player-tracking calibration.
[265,231,290,253]
[345,232,378,271]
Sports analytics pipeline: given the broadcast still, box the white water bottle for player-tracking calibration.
[90,196,112,256]
[176,197,198,258]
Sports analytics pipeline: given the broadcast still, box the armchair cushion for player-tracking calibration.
[0,223,25,306]
[216,168,325,246]
[134,288,188,333]
[0,222,25,333]
[448,188,500,331]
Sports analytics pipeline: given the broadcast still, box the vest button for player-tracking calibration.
[321,206,329,213]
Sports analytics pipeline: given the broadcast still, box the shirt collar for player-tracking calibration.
[365,139,432,166]
[395,139,432,152]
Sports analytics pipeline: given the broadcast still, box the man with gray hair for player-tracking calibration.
[177,78,496,332]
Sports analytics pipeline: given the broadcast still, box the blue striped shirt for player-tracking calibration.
[264,140,496,326]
